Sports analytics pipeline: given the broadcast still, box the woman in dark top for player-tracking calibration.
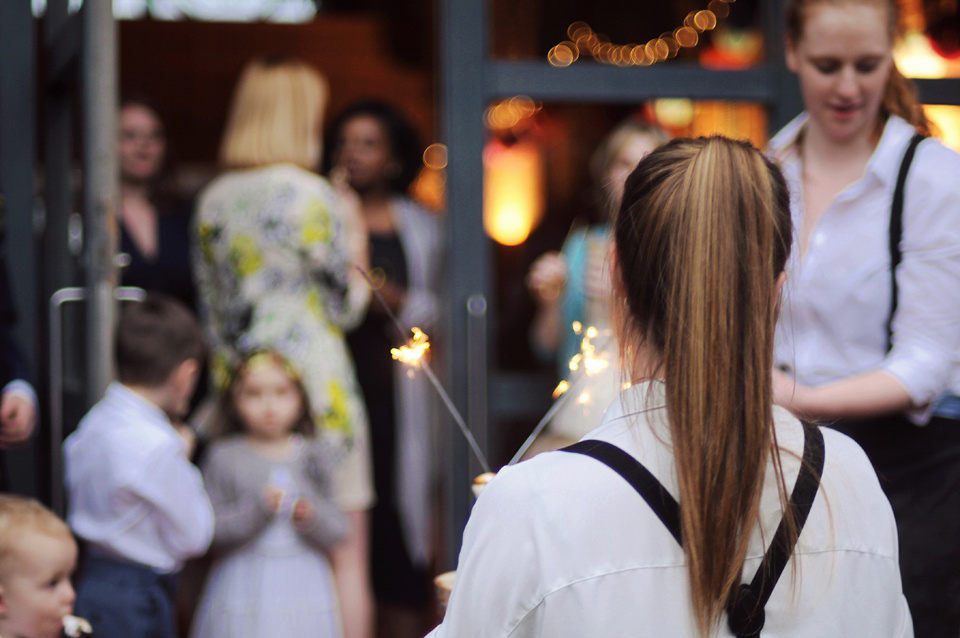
[118,96,196,311]
[325,100,444,638]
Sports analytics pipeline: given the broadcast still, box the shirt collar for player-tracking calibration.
[767,112,807,164]
[106,382,175,432]
[605,380,668,432]
[768,113,918,190]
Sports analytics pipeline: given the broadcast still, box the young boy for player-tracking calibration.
[64,293,214,638]
[0,494,81,638]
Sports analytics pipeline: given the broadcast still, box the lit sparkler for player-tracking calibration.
[357,267,491,474]
[390,327,430,366]
[509,325,614,465]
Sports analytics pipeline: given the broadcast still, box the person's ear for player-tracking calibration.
[785,38,799,73]
[175,358,200,392]
[776,270,787,296]
[0,583,8,617]
[608,242,623,298]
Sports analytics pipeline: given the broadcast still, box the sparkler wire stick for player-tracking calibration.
[507,372,585,466]
[508,331,615,465]
[356,267,491,473]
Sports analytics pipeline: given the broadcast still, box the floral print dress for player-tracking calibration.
[194,164,373,509]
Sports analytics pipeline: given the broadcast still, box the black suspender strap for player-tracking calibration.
[563,439,682,543]
[886,133,925,353]
[725,424,824,637]
[561,423,825,638]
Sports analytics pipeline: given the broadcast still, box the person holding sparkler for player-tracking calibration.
[526,117,667,451]
[429,137,911,637]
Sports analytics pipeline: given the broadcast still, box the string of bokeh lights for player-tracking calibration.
[548,0,735,67]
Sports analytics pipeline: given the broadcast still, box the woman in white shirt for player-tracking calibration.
[428,137,911,637]
[770,1,960,634]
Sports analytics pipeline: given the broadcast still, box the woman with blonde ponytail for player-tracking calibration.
[427,137,910,637]
[771,1,960,635]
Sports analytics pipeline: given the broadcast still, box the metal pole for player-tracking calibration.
[439,0,490,568]
[81,0,118,403]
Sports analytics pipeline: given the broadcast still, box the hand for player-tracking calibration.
[527,252,567,306]
[263,486,285,515]
[292,498,315,529]
[0,392,35,447]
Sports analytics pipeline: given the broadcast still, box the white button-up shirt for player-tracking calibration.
[64,383,214,573]
[770,115,960,421]
[428,383,912,637]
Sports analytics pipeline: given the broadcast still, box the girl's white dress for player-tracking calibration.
[190,436,348,638]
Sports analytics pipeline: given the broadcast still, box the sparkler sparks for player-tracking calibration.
[509,324,614,465]
[390,327,430,366]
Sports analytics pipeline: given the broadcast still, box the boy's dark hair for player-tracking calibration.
[115,293,205,387]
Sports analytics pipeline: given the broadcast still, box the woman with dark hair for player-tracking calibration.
[118,96,196,311]
[324,100,443,638]
[427,137,910,637]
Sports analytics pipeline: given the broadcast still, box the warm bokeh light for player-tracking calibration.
[654,98,696,128]
[694,10,718,31]
[553,380,570,399]
[687,102,767,150]
[423,143,448,170]
[484,96,541,131]
[548,43,578,67]
[675,26,699,47]
[924,105,960,152]
[483,139,544,246]
[550,1,735,67]
[895,30,949,78]
[708,0,730,19]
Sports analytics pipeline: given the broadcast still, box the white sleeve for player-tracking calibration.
[883,142,960,405]
[128,442,215,561]
[428,467,546,637]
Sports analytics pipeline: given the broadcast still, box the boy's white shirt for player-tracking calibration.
[63,383,214,573]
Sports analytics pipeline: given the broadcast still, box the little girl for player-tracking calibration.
[190,351,348,638]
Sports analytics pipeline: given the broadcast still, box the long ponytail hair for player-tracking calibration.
[614,136,793,635]
[785,0,931,134]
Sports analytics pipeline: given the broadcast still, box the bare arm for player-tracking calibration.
[773,368,914,420]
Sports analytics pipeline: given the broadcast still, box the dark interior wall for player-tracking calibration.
[118,15,436,175]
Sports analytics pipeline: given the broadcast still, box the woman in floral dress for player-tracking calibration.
[193,57,374,638]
